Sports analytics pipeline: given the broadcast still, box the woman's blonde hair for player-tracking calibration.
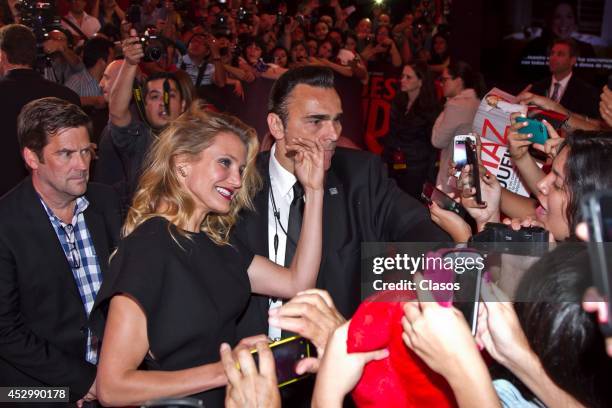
[123,101,261,245]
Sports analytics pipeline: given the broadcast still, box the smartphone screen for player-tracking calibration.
[453,138,468,170]
[251,336,311,388]
[465,138,483,204]
[422,182,467,218]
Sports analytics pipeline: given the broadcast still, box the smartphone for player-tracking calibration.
[465,138,483,205]
[447,250,484,336]
[582,191,612,336]
[453,134,477,173]
[516,116,549,145]
[422,182,467,218]
[424,249,484,335]
[251,336,312,388]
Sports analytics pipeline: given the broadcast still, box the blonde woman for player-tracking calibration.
[92,103,324,407]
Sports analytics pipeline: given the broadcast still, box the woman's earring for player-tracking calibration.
[178,166,187,177]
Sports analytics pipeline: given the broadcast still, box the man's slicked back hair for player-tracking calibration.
[268,66,335,127]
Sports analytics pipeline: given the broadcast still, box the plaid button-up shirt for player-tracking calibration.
[39,196,102,364]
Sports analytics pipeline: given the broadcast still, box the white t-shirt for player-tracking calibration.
[62,12,101,41]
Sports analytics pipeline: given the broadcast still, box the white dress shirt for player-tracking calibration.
[267,144,297,340]
[62,12,101,41]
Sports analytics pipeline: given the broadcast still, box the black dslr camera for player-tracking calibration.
[472,222,549,243]
[139,28,165,62]
[470,222,549,256]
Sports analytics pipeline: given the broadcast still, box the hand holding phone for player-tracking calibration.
[453,134,477,174]
[220,342,281,407]
[422,182,468,218]
[516,116,549,145]
[251,336,312,388]
[465,138,483,205]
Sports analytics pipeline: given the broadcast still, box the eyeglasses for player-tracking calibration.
[63,224,81,269]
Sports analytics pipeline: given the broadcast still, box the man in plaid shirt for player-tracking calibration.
[0,98,120,405]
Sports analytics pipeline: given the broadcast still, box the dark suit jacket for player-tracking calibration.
[0,178,120,403]
[531,74,600,119]
[235,148,450,338]
[0,69,81,197]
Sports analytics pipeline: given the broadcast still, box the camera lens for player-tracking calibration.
[147,46,163,61]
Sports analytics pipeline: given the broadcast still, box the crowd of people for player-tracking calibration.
[0,0,612,407]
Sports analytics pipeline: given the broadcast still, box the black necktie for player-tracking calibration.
[284,182,304,267]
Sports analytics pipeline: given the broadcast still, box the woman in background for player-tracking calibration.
[431,60,483,192]
[383,62,441,198]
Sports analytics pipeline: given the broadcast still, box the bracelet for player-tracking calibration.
[561,111,573,131]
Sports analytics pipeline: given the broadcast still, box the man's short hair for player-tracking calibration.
[18,97,92,162]
[268,66,335,127]
[551,38,580,58]
[0,24,36,67]
[82,37,114,69]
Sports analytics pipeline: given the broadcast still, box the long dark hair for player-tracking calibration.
[430,33,449,64]
[514,243,612,407]
[446,60,486,98]
[393,62,440,120]
[561,130,612,234]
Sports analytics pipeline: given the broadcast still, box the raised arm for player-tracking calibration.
[309,57,353,78]
[248,139,324,298]
[109,30,142,127]
[205,34,226,87]
[517,91,601,131]
[387,39,402,68]
[90,0,100,19]
[224,64,255,83]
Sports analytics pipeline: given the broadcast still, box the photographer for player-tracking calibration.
[108,28,187,206]
[178,31,226,88]
[41,28,84,85]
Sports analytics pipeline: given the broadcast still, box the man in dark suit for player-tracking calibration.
[0,98,120,405]
[530,38,599,119]
[0,24,81,197]
[235,66,449,341]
